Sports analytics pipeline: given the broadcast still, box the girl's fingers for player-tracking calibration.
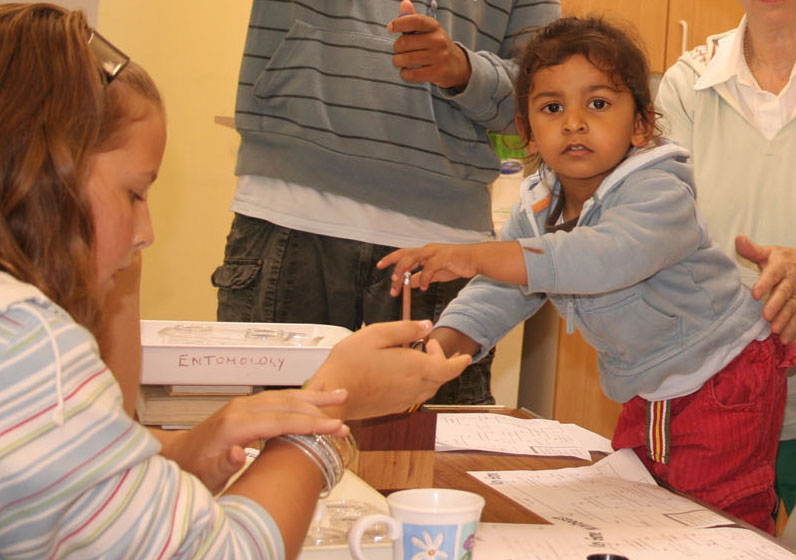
[350,319,434,349]
[243,389,346,417]
[234,412,347,444]
[202,445,247,494]
[286,388,349,407]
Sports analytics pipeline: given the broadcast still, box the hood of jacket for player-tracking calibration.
[520,141,693,236]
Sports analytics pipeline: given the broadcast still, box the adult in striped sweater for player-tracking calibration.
[213,0,561,405]
[0,4,470,559]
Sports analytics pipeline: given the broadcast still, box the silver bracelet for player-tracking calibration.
[276,433,357,498]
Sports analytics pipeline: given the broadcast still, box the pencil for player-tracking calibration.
[402,271,423,413]
[402,271,411,348]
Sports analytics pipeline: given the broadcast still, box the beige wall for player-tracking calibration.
[98,2,251,320]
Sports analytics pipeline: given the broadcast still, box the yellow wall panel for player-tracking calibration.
[98,2,251,320]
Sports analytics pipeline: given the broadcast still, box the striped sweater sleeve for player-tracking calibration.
[0,299,284,560]
[446,0,561,132]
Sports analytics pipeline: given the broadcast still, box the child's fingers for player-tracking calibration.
[389,260,422,295]
[376,251,400,270]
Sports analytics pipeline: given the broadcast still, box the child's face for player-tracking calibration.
[520,54,650,194]
[85,98,166,298]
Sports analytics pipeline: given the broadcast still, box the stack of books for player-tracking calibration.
[135,384,254,427]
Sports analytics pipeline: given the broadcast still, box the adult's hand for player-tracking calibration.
[736,234,796,342]
[307,320,472,419]
[152,388,349,494]
[387,2,472,90]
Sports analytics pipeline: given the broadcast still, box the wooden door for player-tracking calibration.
[560,0,670,72]
[665,0,745,70]
[553,321,622,439]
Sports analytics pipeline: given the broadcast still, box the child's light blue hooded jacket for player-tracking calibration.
[436,142,766,402]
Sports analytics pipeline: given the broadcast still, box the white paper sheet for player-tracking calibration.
[563,422,614,454]
[473,523,796,559]
[468,449,729,530]
[435,413,612,460]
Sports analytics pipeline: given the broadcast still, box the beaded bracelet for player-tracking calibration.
[276,432,358,497]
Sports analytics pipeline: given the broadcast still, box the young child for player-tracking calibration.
[0,4,469,558]
[378,17,796,534]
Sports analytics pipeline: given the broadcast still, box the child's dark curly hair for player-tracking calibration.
[515,17,657,149]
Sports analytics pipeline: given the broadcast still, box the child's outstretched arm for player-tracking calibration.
[377,241,529,296]
[429,326,482,362]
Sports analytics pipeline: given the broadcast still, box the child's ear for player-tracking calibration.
[514,113,538,155]
[630,111,654,148]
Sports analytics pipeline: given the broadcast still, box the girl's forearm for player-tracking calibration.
[225,439,325,560]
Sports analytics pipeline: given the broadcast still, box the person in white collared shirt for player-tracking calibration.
[656,0,796,524]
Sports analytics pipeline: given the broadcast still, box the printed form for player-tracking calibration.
[468,450,796,558]
[469,449,728,529]
[435,413,613,460]
[473,523,796,559]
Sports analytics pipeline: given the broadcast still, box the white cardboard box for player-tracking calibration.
[140,320,352,386]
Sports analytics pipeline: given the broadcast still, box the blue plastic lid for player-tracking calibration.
[500,160,523,174]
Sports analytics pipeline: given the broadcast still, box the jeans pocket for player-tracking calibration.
[212,258,262,322]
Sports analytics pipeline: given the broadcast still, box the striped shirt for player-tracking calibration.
[0,272,283,559]
[233,0,561,232]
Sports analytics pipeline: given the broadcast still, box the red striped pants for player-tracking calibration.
[612,336,796,534]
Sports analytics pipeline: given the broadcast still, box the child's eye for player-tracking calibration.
[588,99,609,110]
[541,102,563,114]
[128,190,145,203]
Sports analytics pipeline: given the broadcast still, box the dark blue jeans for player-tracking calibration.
[212,214,494,404]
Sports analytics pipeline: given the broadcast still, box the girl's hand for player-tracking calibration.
[154,388,349,494]
[736,235,796,342]
[307,320,472,419]
[377,243,481,296]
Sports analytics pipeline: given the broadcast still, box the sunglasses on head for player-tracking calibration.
[88,30,129,84]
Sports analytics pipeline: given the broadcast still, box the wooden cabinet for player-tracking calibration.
[538,1,744,438]
[665,0,745,69]
[561,0,744,73]
[561,0,670,73]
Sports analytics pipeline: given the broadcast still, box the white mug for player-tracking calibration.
[348,488,485,560]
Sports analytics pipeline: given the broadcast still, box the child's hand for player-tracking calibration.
[377,243,481,296]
